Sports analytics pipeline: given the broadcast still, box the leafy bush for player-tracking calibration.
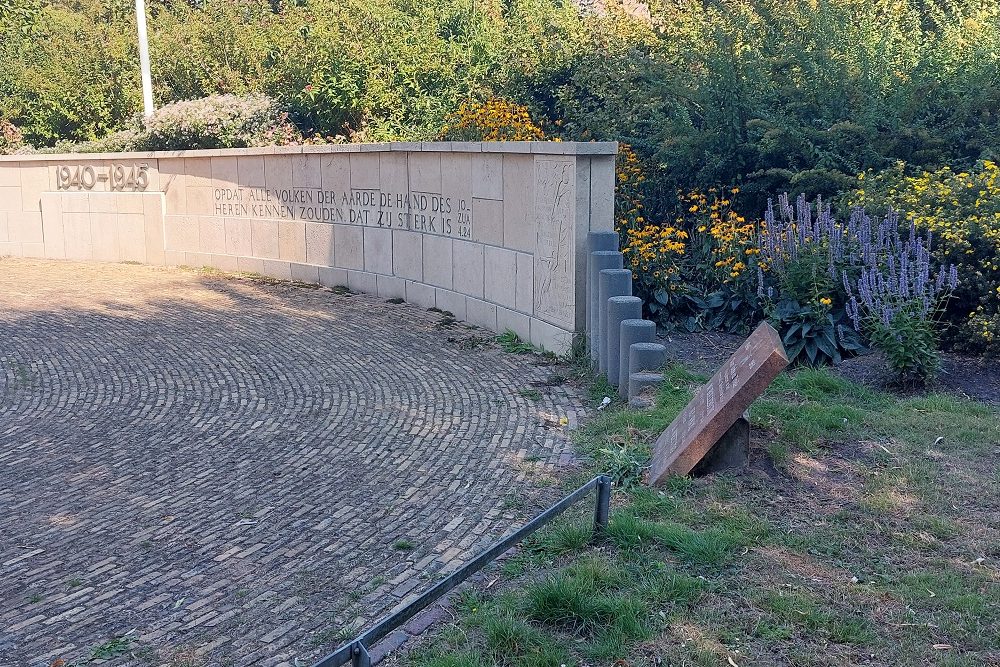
[841,211,957,383]
[850,161,1000,355]
[0,118,22,153]
[439,100,545,141]
[138,94,299,150]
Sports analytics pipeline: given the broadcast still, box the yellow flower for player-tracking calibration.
[819,297,832,306]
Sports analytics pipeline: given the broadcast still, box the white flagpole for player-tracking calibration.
[135,0,154,117]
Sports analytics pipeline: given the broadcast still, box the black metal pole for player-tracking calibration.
[593,474,611,537]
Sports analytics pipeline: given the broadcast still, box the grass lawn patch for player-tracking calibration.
[403,364,1000,666]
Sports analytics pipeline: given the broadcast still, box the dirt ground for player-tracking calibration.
[657,328,999,404]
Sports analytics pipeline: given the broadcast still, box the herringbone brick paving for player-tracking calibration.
[0,258,585,667]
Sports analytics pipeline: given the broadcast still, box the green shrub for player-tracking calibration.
[849,161,1000,355]
[0,118,23,153]
[138,94,299,150]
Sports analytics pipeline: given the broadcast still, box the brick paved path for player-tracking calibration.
[0,259,585,667]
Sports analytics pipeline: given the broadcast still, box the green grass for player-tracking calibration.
[405,365,1000,666]
[393,539,416,551]
[496,330,544,355]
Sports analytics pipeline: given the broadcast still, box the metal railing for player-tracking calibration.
[311,475,612,667]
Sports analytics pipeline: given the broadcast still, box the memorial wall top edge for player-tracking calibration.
[0,140,619,163]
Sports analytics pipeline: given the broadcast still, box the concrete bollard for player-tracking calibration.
[605,296,642,386]
[617,321,657,397]
[586,232,619,341]
[628,372,664,408]
[630,341,667,373]
[590,252,624,366]
[598,269,632,374]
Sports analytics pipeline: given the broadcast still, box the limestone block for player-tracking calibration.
[90,213,120,262]
[237,156,266,188]
[0,165,19,187]
[264,155,293,191]
[409,152,442,193]
[363,227,393,274]
[304,222,334,265]
[435,288,467,319]
[251,219,280,259]
[262,259,292,281]
[165,215,199,252]
[40,196,65,259]
[118,214,146,263]
[377,274,406,299]
[484,245,517,309]
[185,157,213,188]
[210,253,240,272]
[0,187,22,211]
[422,235,453,288]
[347,269,377,294]
[334,224,364,270]
[453,239,485,298]
[211,157,239,188]
[318,266,349,288]
[351,153,380,189]
[441,153,472,230]
[588,156,615,232]
[62,212,93,260]
[467,297,498,330]
[321,154,350,193]
[472,153,503,200]
[186,186,213,216]
[515,251,534,314]
[163,250,185,266]
[117,193,144,214]
[7,211,43,243]
[392,230,423,281]
[497,307,531,341]
[533,158,576,330]
[502,154,534,253]
[291,154,321,190]
[472,197,502,247]
[21,243,44,258]
[199,216,227,255]
[225,218,253,257]
[291,262,319,283]
[62,193,89,214]
[381,152,410,195]
[0,211,7,242]
[20,166,48,212]
[238,256,265,275]
[0,242,20,256]
[89,193,118,214]
[278,220,306,262]
[143,194,165,266]
[529,317,573,356]
[405,280,436,308]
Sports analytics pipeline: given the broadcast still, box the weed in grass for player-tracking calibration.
[393,539,415,551]
[532,519,592,556]
[519,388,543,401]
[385,297,405,304]
[410,652,487,667]
[605,514,746,565]
[757,589,875,645]
[67,578,83,588]
[482,611,569,664]
[496,330,538,354]
[27,593,42,604]
[91,636,132,659]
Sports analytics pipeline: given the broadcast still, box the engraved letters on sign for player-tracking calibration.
[648,322,789,484]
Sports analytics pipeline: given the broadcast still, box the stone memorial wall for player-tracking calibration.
[0,142,617,352]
